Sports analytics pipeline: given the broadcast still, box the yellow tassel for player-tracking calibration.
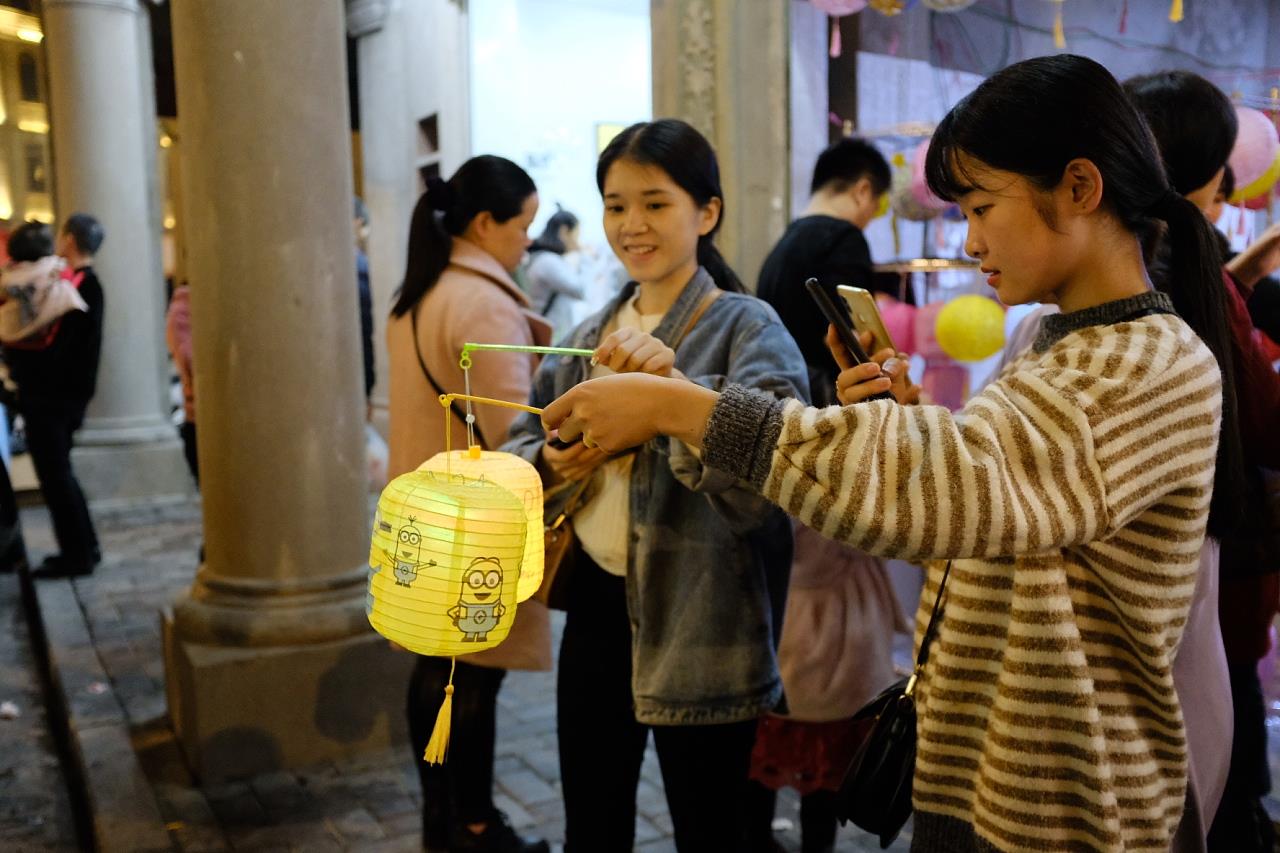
[423,658,456,765]
[1169,0,1183,22]
[1053,1,1066,49]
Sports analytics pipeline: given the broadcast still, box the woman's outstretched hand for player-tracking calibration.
[825,326,921,406]
[542,373,718,455]
[593,328,677,376]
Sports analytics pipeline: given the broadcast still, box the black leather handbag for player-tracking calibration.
[836,560,952,849]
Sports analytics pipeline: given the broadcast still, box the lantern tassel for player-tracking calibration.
[423,658,456,765]
[1169,0,1183,23]
[829,17,842,58]
[1053,2,1066,49]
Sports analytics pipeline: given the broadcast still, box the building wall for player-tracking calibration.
[469,0,651,247]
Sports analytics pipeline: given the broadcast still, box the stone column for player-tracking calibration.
[650,0,791,289]
[42,0,192,501]
[163,0,412,782]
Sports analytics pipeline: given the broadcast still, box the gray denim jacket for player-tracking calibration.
[503,268,809,724]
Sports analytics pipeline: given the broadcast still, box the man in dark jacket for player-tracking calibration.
[8,213,105,578]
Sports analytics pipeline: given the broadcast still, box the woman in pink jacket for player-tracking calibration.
[387,156,551,853]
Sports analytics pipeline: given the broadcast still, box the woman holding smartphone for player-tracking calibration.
[540,56,1243,852]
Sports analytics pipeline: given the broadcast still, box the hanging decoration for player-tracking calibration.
[368,366,586,766]
[921,0,977,10]
[909,138,950,218]
[934,295,1005,362]
[1169,0,1184,23]
[419,447,545,603]
[369,466,526,762]
[891,144,946,222]
[869,0,915,16]
[1228,106,1280,208]
[445,342,597,600]
[1051,0,1067,49]
[810,0,867,13]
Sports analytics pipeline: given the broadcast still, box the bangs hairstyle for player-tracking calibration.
[923,53,1244,540]
[597,119,744,293]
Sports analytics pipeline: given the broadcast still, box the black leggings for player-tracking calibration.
[558,554,758,852]
[407,656,506,843]
[22,402,97,565]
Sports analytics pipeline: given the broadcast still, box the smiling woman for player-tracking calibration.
[503,119,809,852]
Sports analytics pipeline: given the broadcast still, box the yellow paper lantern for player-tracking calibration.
[418,446,544,602]
[368,469,526,657]
[935,295,1005,362]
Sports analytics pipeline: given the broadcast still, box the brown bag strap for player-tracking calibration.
[670,289,721,352]
[547,476,592,531]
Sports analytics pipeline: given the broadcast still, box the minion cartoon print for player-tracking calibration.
[393,518,434,587]
[447,556,505,642]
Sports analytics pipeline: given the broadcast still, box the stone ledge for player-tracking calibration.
[26,573,174,853]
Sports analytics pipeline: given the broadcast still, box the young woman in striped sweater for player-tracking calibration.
[540,55,1246,852]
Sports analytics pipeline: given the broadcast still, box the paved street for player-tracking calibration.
[19,494,1280,851]
[17,496,908,852]
[0,568,81,851]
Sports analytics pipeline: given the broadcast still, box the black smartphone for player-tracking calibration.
[804,277,894,402]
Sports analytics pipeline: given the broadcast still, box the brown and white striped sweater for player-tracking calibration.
[702,293,1222,852]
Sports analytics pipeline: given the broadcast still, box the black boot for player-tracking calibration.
[449,811,549,853]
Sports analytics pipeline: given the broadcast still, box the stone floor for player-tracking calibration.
[17,496,909,852]
[0,571,80,850]
[16,492,1280,852]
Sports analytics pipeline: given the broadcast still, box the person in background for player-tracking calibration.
[165,281,197,483]
[388,156,552,853]
[6,215,104,580]
[757,137,894,407]
[1125,69,1280,853]
[522,206,585,338]
[354,197,375,419]
[748,139,908,853]
[1206,166,1280,349]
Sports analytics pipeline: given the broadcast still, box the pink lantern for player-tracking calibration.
[909,138,949,216]
[810,0,867,14]
[1228,107,1280,206]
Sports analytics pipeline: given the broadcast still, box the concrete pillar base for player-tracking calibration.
[162,609,414,783]
[72,439,195,506]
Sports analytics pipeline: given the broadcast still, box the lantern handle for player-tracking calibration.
[460,343,595,369]
[439,393,542,417]
[440,393,544,466]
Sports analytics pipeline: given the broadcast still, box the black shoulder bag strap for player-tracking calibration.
[908,559,953,697]
[410,299,469,430]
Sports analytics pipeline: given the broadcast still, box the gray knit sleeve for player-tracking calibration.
[700,383,786,492]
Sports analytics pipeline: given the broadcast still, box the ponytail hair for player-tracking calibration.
[596,119,745,293]
[925,54,1244,538]
[391,155,536,318]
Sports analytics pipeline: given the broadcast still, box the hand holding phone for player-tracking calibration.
[838,285,896,355]
[804,278,894,403]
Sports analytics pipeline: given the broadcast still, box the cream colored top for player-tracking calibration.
[574,293,663,576]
